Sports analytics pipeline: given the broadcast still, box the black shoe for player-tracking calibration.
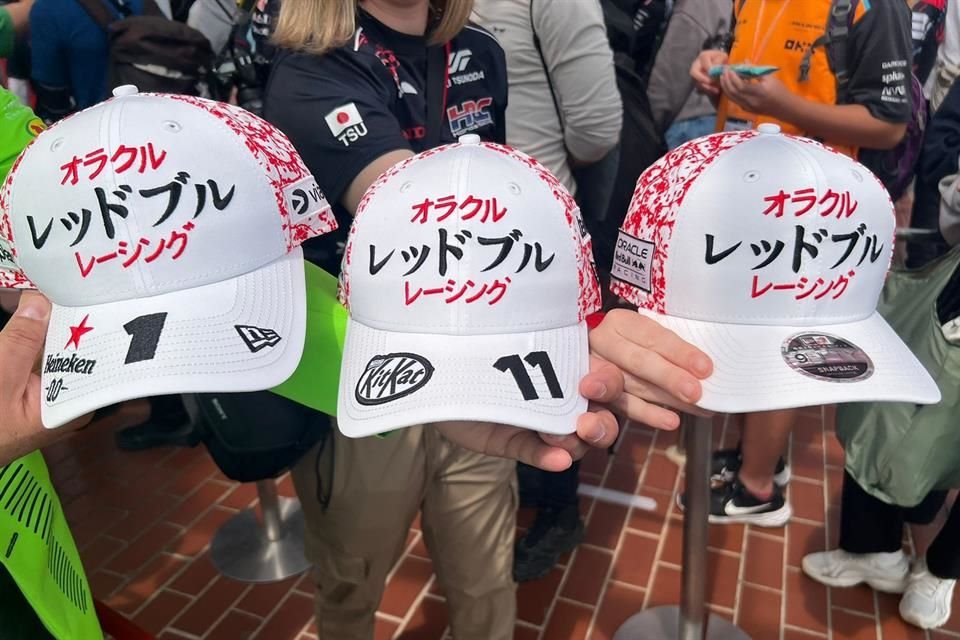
[513,505,584,582]
[114,396,199,451]
[679,476,792,527]
[711,447,791,487]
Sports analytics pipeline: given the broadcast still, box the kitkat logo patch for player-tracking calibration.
[355,352,433,405]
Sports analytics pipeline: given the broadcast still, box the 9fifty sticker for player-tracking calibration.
[611,230,653,292]
[781,333,874,383]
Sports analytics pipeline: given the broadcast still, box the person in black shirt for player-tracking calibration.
[265,4,521,638]
[268,2,506,275]
[264,0,716,637]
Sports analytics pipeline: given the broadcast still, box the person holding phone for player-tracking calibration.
[685,0,914,527]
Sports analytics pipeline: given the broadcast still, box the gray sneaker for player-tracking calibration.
[802,549,910,593]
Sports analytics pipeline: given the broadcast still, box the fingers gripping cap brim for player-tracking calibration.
[40,249,308,428]
[637,308,942,413]
[337,321,590,438]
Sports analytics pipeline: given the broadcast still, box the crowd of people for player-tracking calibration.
[0,0,958,638]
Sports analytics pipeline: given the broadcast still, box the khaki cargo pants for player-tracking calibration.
[291,421,517,640]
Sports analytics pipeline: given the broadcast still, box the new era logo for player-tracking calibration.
[235,325,282,353]
[448,49,472,73]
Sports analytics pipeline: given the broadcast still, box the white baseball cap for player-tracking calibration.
[337,135,602,438]
[610,125,941,413]
[0,86,337,428]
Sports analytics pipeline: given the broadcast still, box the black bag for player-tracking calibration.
[592,53,667,278]
[76,0,213,96]
[191,390,331,483]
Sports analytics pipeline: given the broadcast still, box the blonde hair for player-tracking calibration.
[274,0,474,56]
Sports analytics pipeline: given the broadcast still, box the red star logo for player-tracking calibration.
[65,315,94,350]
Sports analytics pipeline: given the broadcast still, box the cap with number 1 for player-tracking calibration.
[0,86,337,428]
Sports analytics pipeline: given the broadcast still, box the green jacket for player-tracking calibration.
[0,88,104,640]
[836,247,960,507]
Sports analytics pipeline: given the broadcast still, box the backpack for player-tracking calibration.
[735,0,927,201]
[600,0,672,82]
[529,2,666,280]
[76,0,214,97]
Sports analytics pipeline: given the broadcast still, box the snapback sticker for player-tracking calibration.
[611,231,653,292]
[781,333,875,383]
[356,352,434,406]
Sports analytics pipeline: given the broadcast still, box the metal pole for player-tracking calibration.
[256,480,283,543]
[611,413,749,640]
[210,479,311,582]
[680,414,713,640]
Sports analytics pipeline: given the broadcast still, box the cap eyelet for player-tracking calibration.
[399,181,414,193]
[50,138,65,151]
[743,170,761,183]
[508,182,522,195]
[162,121,182,133]
[851,169,863,182]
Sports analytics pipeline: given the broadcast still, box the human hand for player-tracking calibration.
[0,292,92,465]
[587,309,713,430]
[691,50,729,96]
[435,357,622,472]
[718,70,792,118]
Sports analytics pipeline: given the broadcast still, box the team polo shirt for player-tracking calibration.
[264,10,508,276]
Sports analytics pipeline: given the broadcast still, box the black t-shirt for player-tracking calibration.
[844,0,914,124]
[264,10,508,275]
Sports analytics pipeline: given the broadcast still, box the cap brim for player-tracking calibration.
[337,321,589,438]
[270,261,347,415]
[40,249,308,428]
[637,308,942,413]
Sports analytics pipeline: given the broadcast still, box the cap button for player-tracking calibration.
[757,123,781,135]
[459,134,482,145]
[112,85,139,97]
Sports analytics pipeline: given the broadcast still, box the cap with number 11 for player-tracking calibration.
[336,135,601,438]
[0,86,338,428]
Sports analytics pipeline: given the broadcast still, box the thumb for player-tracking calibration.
[0,292,51,394]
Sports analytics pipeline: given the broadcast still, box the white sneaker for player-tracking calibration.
[899,557,956,630]
[802,549,910,593]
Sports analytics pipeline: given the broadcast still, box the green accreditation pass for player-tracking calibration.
[270,261,347,416]
[0,453,103,640]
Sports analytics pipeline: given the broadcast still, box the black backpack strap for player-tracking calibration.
[799,0,856,96]
[75,0,121,31]
[530,0,565,135]
[424,42,446,148]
